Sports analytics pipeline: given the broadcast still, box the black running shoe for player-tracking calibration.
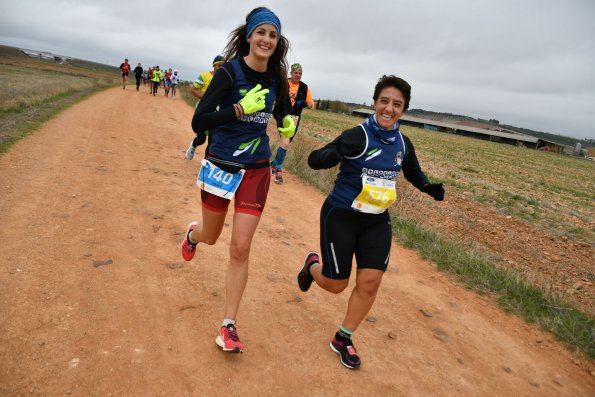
[297,252,318,292]
[330,333,361,369]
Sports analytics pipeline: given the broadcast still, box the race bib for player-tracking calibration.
[197,159,245,200]
[351,175,396,214]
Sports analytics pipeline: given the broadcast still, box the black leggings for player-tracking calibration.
[152,81,159,94]
[319,199,392,279]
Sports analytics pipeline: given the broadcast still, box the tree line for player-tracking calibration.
[315,99,349,114]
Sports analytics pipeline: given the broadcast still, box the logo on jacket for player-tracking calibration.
[233,137,261,157]
[396,151,403,166]
[365,148,382,161]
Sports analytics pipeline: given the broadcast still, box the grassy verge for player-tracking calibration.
[392,216,594,358]
[0,54,118,153]
[0,84,114,153]
[282,129,594,359]
[178,82,196,108]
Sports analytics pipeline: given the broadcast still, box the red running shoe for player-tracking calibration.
[216,324,244,353]
[181,222,198,261]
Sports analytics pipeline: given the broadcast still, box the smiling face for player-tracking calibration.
[247,23,278,60]
[373,87,406,130]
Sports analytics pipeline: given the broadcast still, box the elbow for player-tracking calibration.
[307,153,319,169]
[191,114,202,133]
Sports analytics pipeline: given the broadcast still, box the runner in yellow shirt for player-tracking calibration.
[151,66,163,96]
[186,55,225,160]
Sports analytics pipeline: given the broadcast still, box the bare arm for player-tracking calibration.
[189,85,203,99]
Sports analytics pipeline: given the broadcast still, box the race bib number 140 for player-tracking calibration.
[197,159,245,200]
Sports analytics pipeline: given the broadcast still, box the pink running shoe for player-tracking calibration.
[181,222,198,261]
[297,252,319,292]
[215,324,244,353]
[330,333,361,369]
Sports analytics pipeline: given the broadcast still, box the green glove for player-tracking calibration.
[278,115,296,139]
[239,84,269,114]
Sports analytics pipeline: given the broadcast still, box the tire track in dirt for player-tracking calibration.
[0,86,593,396]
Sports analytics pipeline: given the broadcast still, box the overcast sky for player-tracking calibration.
[1,0,594,140]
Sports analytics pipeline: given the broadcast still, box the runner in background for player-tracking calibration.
[119,58,130,89]
[180,6,295,354]
[297,75,445,369]
[133,63,143,91]
[271,63,314,183]
[185,55,226,160]
[170,69,180,98]
[151,66,163,96]
[164,68,173,97]
[146,67,153,92]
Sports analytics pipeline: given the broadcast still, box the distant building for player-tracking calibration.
[351,109,565,153]
[20,48,72,64]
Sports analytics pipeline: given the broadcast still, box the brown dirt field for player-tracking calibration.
[393,182,595,316]
[1,85,593,396]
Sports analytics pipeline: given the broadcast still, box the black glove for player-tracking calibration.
[193,130,208,146]
[422,183,445,201]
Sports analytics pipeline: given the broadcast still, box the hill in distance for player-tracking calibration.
[0,44,118,74]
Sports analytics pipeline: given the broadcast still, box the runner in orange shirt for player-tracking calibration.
[270,63,314,183]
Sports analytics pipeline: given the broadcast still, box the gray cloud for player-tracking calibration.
[1,0,594,139]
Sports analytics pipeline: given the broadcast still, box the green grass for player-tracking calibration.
[179,82,197,108]
[406,130,594,244]
[0,53,118,153]
[0,88,111,153]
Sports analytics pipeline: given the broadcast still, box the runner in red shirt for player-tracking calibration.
[119,58,131,89]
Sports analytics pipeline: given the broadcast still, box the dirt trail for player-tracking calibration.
[0,86,593,396]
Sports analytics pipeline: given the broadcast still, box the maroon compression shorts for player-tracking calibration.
[200,166,271,216]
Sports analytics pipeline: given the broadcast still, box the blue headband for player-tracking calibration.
[246,8,281,40]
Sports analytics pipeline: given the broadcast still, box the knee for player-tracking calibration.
[202,237,218,246]
[229,242,251,263]
[355,278,382,297]
[321,280,349,294]
[280,141,290,150]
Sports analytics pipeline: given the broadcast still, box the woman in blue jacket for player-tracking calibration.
[181,7,295,354]
[298,75,445,369]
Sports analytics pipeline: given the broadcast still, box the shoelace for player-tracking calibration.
[344,340,358,355]
[226,326,240,342]
[337,337,357,354]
